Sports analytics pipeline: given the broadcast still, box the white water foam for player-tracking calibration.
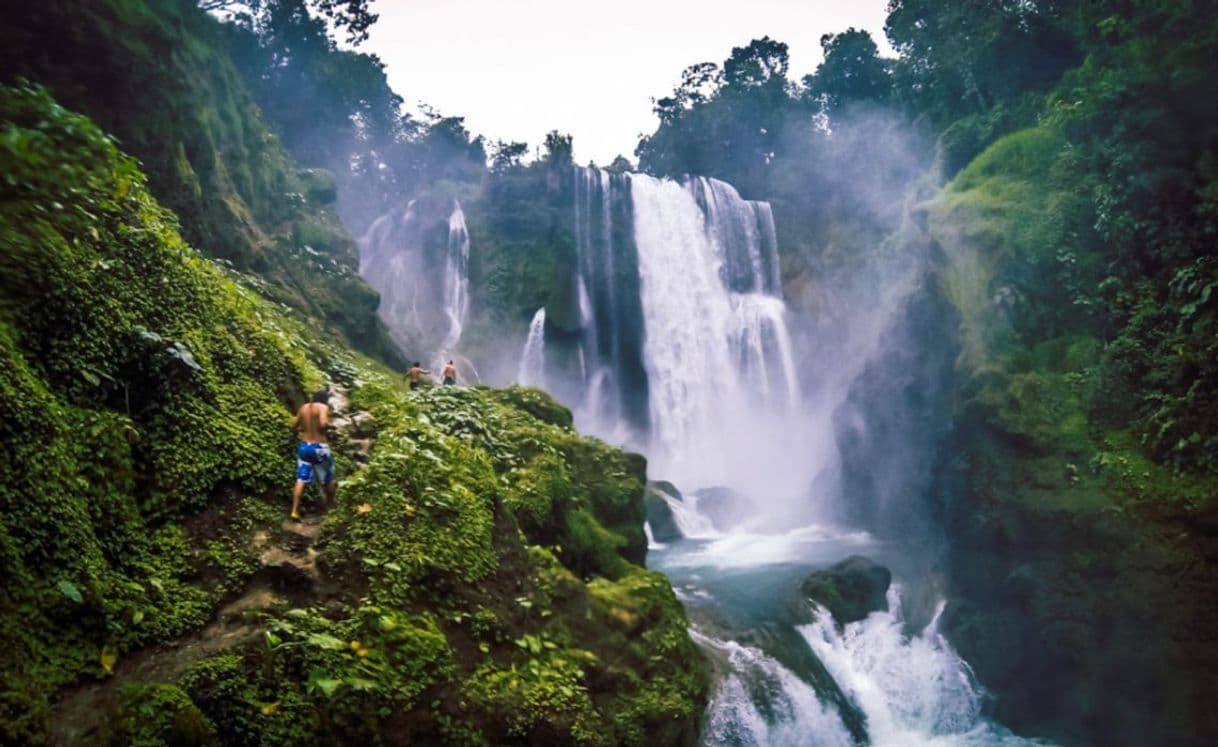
[694,630,856,747]
[799,586,1048,746]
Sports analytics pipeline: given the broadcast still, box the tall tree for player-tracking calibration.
[202,0,378,44]
[803,28,892,118]
[884,0,1081,127]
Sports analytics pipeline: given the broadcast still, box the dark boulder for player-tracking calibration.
[800,556,891,625]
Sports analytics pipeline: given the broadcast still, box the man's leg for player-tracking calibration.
[291,480,306,520]
[321,453,337,506]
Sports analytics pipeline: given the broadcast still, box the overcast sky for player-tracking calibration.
[362,0,894,165]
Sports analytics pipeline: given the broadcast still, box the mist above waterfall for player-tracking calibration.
[358,195,475,372]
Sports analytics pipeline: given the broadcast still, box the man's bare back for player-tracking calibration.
[293,401,330,443]
[290,390,336,520]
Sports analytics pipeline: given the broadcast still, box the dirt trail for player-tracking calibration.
[48,389,374,745]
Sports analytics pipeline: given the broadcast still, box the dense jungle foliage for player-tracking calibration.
[4,0,1218,743]
[0,0,400,363]
[0,83,705,745]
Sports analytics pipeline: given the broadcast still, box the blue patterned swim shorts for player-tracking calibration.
[296,442,334,485]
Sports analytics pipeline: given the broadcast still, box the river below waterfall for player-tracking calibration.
[648,516,1052,747]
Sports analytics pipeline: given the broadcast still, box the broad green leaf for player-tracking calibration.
[307,667,343,698]
[306,633,347,650]
[56,580,83,604]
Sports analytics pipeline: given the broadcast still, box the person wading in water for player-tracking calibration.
[289,389,335,520]
[442,360,457,386]
[406,361,431,390]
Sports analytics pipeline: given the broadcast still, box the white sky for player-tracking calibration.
[362,0,894,165]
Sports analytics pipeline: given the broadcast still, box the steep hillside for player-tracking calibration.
[0,0,399,363]
[0,84,705,746]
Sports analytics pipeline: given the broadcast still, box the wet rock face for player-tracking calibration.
[645,481,683,542]
[800,556,892,625]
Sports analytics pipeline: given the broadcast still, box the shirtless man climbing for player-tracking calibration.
[442,360,457,386]
[290,389,336,520]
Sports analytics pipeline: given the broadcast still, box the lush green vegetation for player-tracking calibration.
[0,82,704,744]
[0,0,399,363]
[0,82,320,741]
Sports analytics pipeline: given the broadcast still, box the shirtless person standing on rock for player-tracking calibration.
[289,389,336,520]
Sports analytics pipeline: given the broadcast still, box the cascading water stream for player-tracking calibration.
[439,202,471,355]
[358,198,472,361]
[555,167,807,494]
[358,199,422,353]
[517,308,547,387]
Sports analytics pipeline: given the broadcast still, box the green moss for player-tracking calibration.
[465,632,611,745]
[490,385,576,428]
[931,125,1100,371]
[0,83,329,736]
[0,87,705,745]
[506,451,572,533]
[112,683,218,746]
[328,427,501,601]
[0,0,401,364]
[586,570,708,746]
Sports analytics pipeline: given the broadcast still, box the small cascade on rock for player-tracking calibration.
[794,587,1038,746]
[358,197,472,360]
[517,308,547,387]
[695,631,856,747]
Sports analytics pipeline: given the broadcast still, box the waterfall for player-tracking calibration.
[358,197,471,359]
[439,202,471,354]
[358,199,422,353]
[629,173,805,493]
[571,168,649,437]
[559,165,1027,745]
[518,308,547,387]
[565,167,805,494]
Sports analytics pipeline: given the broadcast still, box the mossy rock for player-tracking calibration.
[799,556,892,625]
[490,385,574,429]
